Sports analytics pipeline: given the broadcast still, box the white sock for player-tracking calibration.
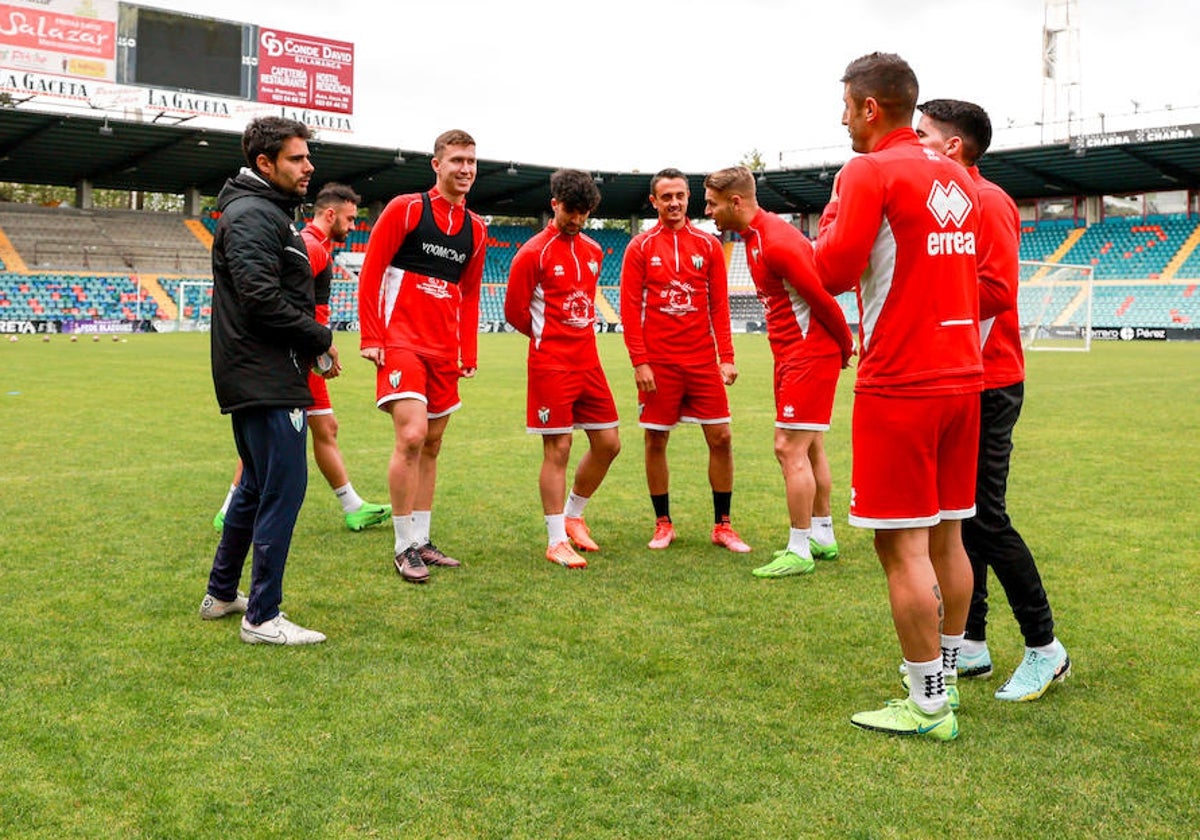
[962,638,988,656]
[941,633,964,679]
[219,483,237,515]
[392,514,414,555]
[564,492,589,519]
[412,510,432,546]
[1032,638,1062,658]
[904,656,946,713]
[334,482,365,514]
[546,514,567,546]
[810,515,835,546]
[786,527,813,559]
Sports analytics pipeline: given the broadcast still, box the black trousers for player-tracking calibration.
[961,382,1056,648]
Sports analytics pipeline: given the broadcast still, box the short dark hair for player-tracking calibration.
[434,129,476,158]
[650,167,688,197]
[917,98,993,165]
[312,182,361,211]
[841,52,918,119]
[242,116,311,171]
[550,168,601,213]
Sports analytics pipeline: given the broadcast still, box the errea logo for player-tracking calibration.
[926,179,976,256]
[927,180,972,227]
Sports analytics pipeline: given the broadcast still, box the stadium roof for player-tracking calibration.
[2,109,1199,219]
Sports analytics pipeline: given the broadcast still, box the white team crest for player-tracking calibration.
[691,255,704,270]
[650,255,663,267]
[538,407,550,424]
[587,260,599,276]
[927,180,973,228]
[388,370,402,389]
[289,408,304,431]
[782,404,795,419]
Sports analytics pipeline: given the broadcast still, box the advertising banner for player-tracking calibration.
[0,0,118,81]
[257,27,352,113]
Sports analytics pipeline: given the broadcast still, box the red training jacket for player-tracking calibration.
[619,220,734,368]
[357,187,486,368]
[741,208,853,365]
[815,127,983,396]
[505,222,604,371]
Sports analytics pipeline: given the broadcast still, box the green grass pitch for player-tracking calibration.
[1,332,1198,838]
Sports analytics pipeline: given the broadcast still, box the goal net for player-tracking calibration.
[1017,261,1093,352]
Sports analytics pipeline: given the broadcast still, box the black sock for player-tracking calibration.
[713,491,732,524]
[651,493,670,520]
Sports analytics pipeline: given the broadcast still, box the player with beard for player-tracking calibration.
[213,183,391,534]
[620,168,750,555]
[703,166,853,578]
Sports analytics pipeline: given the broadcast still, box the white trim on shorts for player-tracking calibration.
[306,407,334,417]
[377,391,427,410]
[849,504,976,530]
[428,401,462,420]
[527,419,619,435]
[775,421,830,431]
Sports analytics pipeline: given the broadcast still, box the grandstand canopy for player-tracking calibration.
[2,109,1199,218]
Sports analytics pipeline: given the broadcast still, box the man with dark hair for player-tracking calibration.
[915,98,1070,701]
[703,166,853,577]
[213,183,391,533]
[815,53,983,739]
[620,168,749,553]
[200,115,331,645]
[358,129,488,583]
[505,169,620,569]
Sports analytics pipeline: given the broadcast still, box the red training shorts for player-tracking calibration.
[526,363,618,434]
[375,346,462,418]
[637,361,730,430]
[774,352,841,430]
[848,391,980,529]
[307,370,333,415]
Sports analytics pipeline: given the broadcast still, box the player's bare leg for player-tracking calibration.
[562,427,620,552]
[703,421,748,552]
[753,428,816,577]
[807,432,839,560]
[644,429,675,548]
[541,433,587,568]
[387,398,429,582]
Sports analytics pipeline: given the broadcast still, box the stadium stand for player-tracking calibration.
[3,203,1200,330]
[0,204,211,275]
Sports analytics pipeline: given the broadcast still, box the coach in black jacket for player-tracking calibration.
[201,116,333,646]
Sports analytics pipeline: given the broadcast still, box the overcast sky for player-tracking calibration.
[150,0,1199,173]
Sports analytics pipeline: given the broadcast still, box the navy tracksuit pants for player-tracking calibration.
[206,406,308,626]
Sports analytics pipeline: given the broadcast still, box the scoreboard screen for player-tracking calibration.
[116,4,255,99]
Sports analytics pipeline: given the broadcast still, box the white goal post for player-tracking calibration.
[1017,261,1094,352]
[177,280,214,332]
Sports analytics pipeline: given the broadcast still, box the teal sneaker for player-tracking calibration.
[851,698,958,741]
[808,537,839,561]
[994,641,1070,702]
[213,511,225,532]
[900,672,960,710]
[899,647,992,680]
[958,644,994,679]
[345,502,392,532]
[752,549,815,578]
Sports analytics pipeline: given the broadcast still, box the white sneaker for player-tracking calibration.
[240,614,326,646]
[199,590,248,620]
